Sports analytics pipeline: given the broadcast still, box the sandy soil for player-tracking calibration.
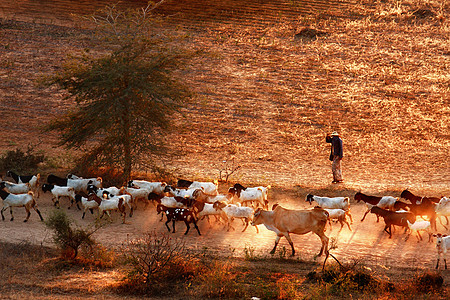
[1,187,447,275]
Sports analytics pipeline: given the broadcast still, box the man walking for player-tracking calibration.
[326,131,343,183]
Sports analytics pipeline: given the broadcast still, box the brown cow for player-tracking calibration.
[251,204,329,257]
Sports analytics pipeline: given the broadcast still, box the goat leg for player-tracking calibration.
[164,219,171,232]
[184,221,190,235]
[242,218,249,232]
[35,208,43,221]
[24,209,31,222]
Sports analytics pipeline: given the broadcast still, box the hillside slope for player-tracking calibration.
[0,0,449,194]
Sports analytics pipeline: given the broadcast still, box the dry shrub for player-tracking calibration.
[0,145,45,174]
[118,231,201,296]
[192,260,245,299]
[307,262,391,296]
[413,271,444,293]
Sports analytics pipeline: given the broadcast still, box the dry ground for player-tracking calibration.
[0,0,449,298]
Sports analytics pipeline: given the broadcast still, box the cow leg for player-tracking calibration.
[436,258,440,269]
[316,231,329,257]
[445,259,447,270]
[270,235,282,255]
[1,207,5,221]
[284,233,296,256]
[9,207,14,221]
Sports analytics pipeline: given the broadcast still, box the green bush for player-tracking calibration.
[44,209,96,260]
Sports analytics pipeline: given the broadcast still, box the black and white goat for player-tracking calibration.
[0,183,43,222]
[6,171,40,196]
[87,193,127,224]
[47,174,102,195]
[228,184,269,210]
[41,183,78,209]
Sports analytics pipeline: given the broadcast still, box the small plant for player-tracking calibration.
[216,157,241,182]
[44,209,97,260]
[243,244,259,261]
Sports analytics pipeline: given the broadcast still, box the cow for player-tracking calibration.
[251,204,329,257]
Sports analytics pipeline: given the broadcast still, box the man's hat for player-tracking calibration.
[331,132,339,136]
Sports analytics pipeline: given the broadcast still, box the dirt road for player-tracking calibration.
[0,189,445,275]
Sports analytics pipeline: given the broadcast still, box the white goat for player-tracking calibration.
[406,220,432,242]
[107,194,134,217]
[127,180,167,195]
[0,181,31,194]
[177,179,219,195]
[306,194,353,223]
[75,194,99,219]
[324,208,352,232]
[192,189,231,204]
[0,187,43,222]
[214,202,258,233]
[192,201,228,226]
[119,186,150,209]
[228,185,268,209]
[434,234,450,269]
[88,193,126,224]
[41,183,76,209]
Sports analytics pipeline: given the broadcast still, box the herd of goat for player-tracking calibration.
[0,170,449,269]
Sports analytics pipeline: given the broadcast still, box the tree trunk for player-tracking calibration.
[121,99,132,181]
